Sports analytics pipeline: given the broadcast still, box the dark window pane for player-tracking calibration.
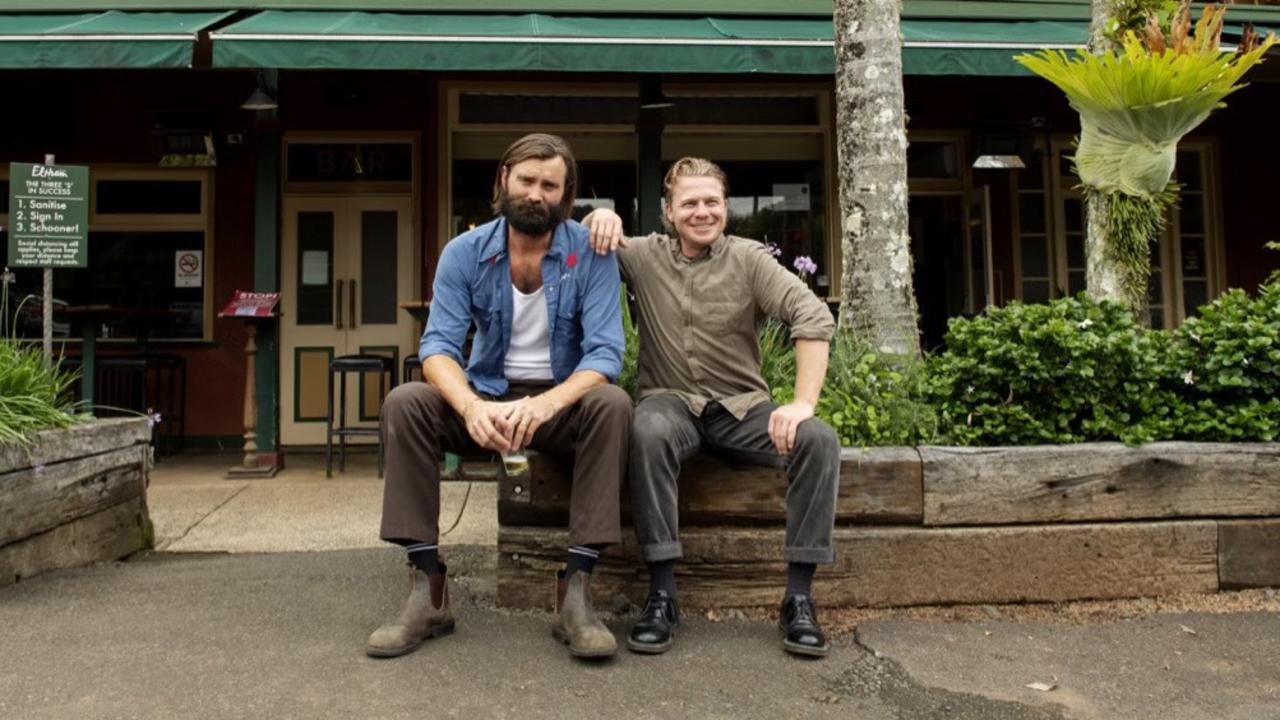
[1068,270,1085,295]
[1176,152,1203,191]
[1019,194,1046,233]
[718,160,827,291]
[1020,236,1049,277]
[296,212,334,326]
[1184,279,1208,315]
[1066,235,1085,267]
[96,180,202,214]
[461,94,636,124]
[669,96,819,125]
[361,211,398,325]
[1150,308,1164,329]
[1148,269,1163,303]
[1064,197,1084,233]
[1023,279,1050,303]
[1181,236,1206,276]
[1016,153,1044,190]
[908,142,959,179]
[40,231,206,340]
[287,143,413,184]
[1179,197,1205,235]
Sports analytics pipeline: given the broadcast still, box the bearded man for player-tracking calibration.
[367,133,629,660]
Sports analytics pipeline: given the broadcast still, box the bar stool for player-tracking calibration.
[326,354,397,478]
[402,353,421,384]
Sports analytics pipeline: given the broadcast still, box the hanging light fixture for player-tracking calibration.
[241,73,278,111]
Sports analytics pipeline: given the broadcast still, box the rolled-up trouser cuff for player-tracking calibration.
[641,541,684,563]
[784,546,835,565]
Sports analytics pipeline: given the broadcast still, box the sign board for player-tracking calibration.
[175,250,203,288]
[218,290,281,319]
[772,183,811,212]
[5,162,90,268]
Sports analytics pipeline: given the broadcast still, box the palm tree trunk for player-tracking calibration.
[1085,0,1128,307]
[833,0,921,357]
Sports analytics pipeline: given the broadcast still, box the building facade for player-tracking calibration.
[1,0,1276,457]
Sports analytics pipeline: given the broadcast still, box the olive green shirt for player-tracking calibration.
[618,233,835,419]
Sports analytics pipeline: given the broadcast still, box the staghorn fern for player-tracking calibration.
[1016,9,1275,198]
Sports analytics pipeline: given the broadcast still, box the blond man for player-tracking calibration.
[584,157,839,657]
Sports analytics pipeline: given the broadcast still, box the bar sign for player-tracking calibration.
[6,162,90,268]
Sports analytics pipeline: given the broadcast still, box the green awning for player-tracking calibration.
[212,11,1091,76]
[0,11,233,68]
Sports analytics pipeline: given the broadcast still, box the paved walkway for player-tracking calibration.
[1,451,1277,719]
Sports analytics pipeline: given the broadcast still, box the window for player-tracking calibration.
[0,167,213,341]
[1012,138,1220,327]
[443,82,836,296]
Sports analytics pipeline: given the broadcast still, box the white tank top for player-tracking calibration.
[504,284,554,381]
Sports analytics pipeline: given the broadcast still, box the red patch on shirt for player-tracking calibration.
[490,256,499,264]
[566,253,578,268]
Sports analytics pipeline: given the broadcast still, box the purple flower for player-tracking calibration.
[793,255,818,276]
[146,411,163,429]
[765,242,783,258]
[33,463,46,475]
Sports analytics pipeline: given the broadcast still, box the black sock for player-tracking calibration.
[786,562,816,597]
[647,560,678,598]
[406,542,440,575]
[565,544,603,575]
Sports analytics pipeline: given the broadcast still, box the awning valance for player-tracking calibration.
[211,11,1095,76]
[0,11,232,68]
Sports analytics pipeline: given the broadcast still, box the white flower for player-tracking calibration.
[1183,370,1195,385]
[1077,318,1094,329]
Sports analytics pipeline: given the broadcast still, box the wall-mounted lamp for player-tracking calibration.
[241,73,278,111]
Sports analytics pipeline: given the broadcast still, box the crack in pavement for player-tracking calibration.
[822,635,1070,720]
[158,483,250,550]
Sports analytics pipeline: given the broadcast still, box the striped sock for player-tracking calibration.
[565,544,602,576]
[405,542,440,575]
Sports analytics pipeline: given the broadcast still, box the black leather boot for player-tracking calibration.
[778,593,829,657]
[627,590,680,654]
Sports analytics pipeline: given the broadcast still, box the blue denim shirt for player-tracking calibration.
[419,217,624,397]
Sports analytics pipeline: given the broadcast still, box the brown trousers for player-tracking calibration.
[379,380,629,547]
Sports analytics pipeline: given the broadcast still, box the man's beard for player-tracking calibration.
[500,192,563,236]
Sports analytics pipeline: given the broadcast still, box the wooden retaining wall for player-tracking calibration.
[0,418,152,586]
[496,444,1280,609]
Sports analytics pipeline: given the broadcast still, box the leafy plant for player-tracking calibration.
[926,294,1178,445]
[0,294,84,448]
[1164,282,1280,440]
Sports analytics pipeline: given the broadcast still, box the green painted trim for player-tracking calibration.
[357,345,398,422]
[179,434,246,450]
[292,345,334,423]
[254,126,280,451]
[0,2,836,16]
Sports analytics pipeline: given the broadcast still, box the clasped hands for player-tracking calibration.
[462,395,558,452]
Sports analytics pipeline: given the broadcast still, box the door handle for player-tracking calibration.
[349,279,357,329]
[335,279,344,330]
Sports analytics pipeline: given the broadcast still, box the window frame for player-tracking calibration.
[1,164,215,343]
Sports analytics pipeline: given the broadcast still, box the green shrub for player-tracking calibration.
[926,294,1178,445]
[764,321,935,447]
[1164,282,1280,440]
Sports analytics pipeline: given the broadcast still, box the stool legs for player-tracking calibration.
[325,365,335,478]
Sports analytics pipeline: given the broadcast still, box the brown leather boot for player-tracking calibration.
[366,563,455,658]
[552,570,617,658]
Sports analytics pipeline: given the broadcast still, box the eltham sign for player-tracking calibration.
[6,162,90,268]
